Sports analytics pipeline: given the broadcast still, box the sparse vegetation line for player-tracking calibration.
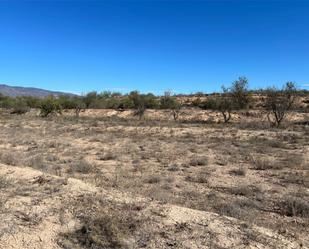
[1,78,308,127]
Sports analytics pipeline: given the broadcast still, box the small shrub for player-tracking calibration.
[215,155,228,166]
[0,176,10,189]
[251,157,275,170]
[185,172,209,184]
[68,160,93,174]
[205,94,233,123]
[160,91,182,120]
[98,151,117,161]
[145,175,161,184]
[75,216,126,248]
[278,196,309,218]
[248,137,285,148]
[265,139,285,148]
[189,157,208,166]
[216,202,243,218]
[229,185,262,197]
[236,121,269,130]
[250,156,284,170]
[59,198,143,249]
[199,98,218,110]
[129,91,159,119]
[10,104,30,115]
[0,152,19,166]
[167,164,179,172]
[39,96,62,117]
[229,167,246,176]
[265,82,296,127]
[45,154,58,162]
[216,199,259,219]
[230,76,250,109]
[280,172,308,187]
[281,153,304,169]
[25,155,45,170]
[195,174,209,183]
[133,105,146,120]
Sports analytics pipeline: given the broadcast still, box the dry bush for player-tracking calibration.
[64,215,132,248]
[59,195,145,249]
[68,160,94,174]
[265,82,296,127]
[265,139,286,148]
[229,167,246,176]
[248,136,286,149]
[185,171,209,184]
[278,196,309,218]
[25,154,54,172]
[13,211,43,226]
[281,153,304,169]
[189,156,208,166]
[280,172,309,187]
[236,121,270,130]
[229,185,262,197]
[303,127,309,137]
[216,199,259,220]
[0,176,10,189]
[251,157,277,170]
[251,153,303,171]
[276,132,302,144]
[144,175,161,184]
[45,154,58,162]
[215,155,228,166]
[97,151,117,161]
[0,152,20,166]
[167,164,179,172]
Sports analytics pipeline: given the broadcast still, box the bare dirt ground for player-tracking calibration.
[0,109,308,249]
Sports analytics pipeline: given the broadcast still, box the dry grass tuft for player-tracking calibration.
[0,176,10,189]
[251,157,277,170]
[189,156,208,166]
[229,167,246,176]
[68,160,94,174]
[97,151,117,161]
[216,199,260,220]
[144,175,161,184]
[58,195,145,249]
[229,185,262,197]
[0,152,20,166]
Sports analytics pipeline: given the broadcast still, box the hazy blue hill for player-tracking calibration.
[0,84,76,97]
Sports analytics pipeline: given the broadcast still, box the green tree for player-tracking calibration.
[201,87,234,123]
[160,91,182,120]
[143,93,159,109]
[129,91,146,119]
[230,76,250,109]
[160,91,174,109]
[0,94,14,108]
[84,91,98,108]
[22,96,41,108]
[216,88,234,123]
[74,98,86,117]
[39,96,62,117]
[265,82,296,127]
[117,97,134,110]
[10,97,30,115]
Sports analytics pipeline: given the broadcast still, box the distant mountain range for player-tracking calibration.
[0,84,76,97]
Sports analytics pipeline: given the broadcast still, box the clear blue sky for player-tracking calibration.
[1,0,308,94]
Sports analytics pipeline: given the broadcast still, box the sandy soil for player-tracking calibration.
[0,109,308,249]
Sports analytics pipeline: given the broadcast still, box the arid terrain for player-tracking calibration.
[0,108,308,249]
